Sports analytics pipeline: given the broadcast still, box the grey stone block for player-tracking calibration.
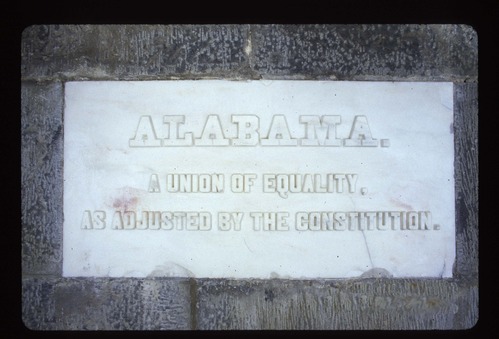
[250,25,477,81]
[21,25,252,81]
[454,83,479,278]
[22,277,58,330]
[23,277,192,330]
[21,82,63,275]
[196,278,477,330]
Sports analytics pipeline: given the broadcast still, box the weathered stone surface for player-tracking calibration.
[23,277,191,330]
[250,25,478,80]
[21,82,63,275]
[21,25,252,80]
[22,277,58,330]
[21,25,477,81]
[454,83,479,278]
[196,278,477,330]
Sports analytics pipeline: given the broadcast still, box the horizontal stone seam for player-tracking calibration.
[20,276,476,282]
[21,78,65,85]
[20,76,479,82]
[20,75,262,82]
[22,273,61,279]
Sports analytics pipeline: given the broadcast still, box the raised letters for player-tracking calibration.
[65,80,455,279]
[129,114,389,147]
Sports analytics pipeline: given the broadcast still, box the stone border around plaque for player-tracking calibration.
[21,25,478,330]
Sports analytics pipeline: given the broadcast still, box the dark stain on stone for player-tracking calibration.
[264,289,275,302]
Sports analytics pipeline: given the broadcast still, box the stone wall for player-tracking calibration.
[21,24,478,330]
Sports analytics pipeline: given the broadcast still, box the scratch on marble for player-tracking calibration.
[361,230,374,268]
[440,258,447,278]
[244,238,253,253]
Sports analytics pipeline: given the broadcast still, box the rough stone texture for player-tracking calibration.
[22,277,58,330]
[22,277,191,330]
[454,83,479,278]
[21,25,252,81]
[250,25,477,81]
[21,82,63,275]
[196,279,477,330]
[21,24,478,330]
[21,25,477,82]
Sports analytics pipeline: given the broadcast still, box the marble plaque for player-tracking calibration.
[63,81,455,279]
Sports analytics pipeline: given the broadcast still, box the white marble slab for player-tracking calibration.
[63,80,455,278]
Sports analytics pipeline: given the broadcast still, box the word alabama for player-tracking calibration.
[129,114,390,147]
